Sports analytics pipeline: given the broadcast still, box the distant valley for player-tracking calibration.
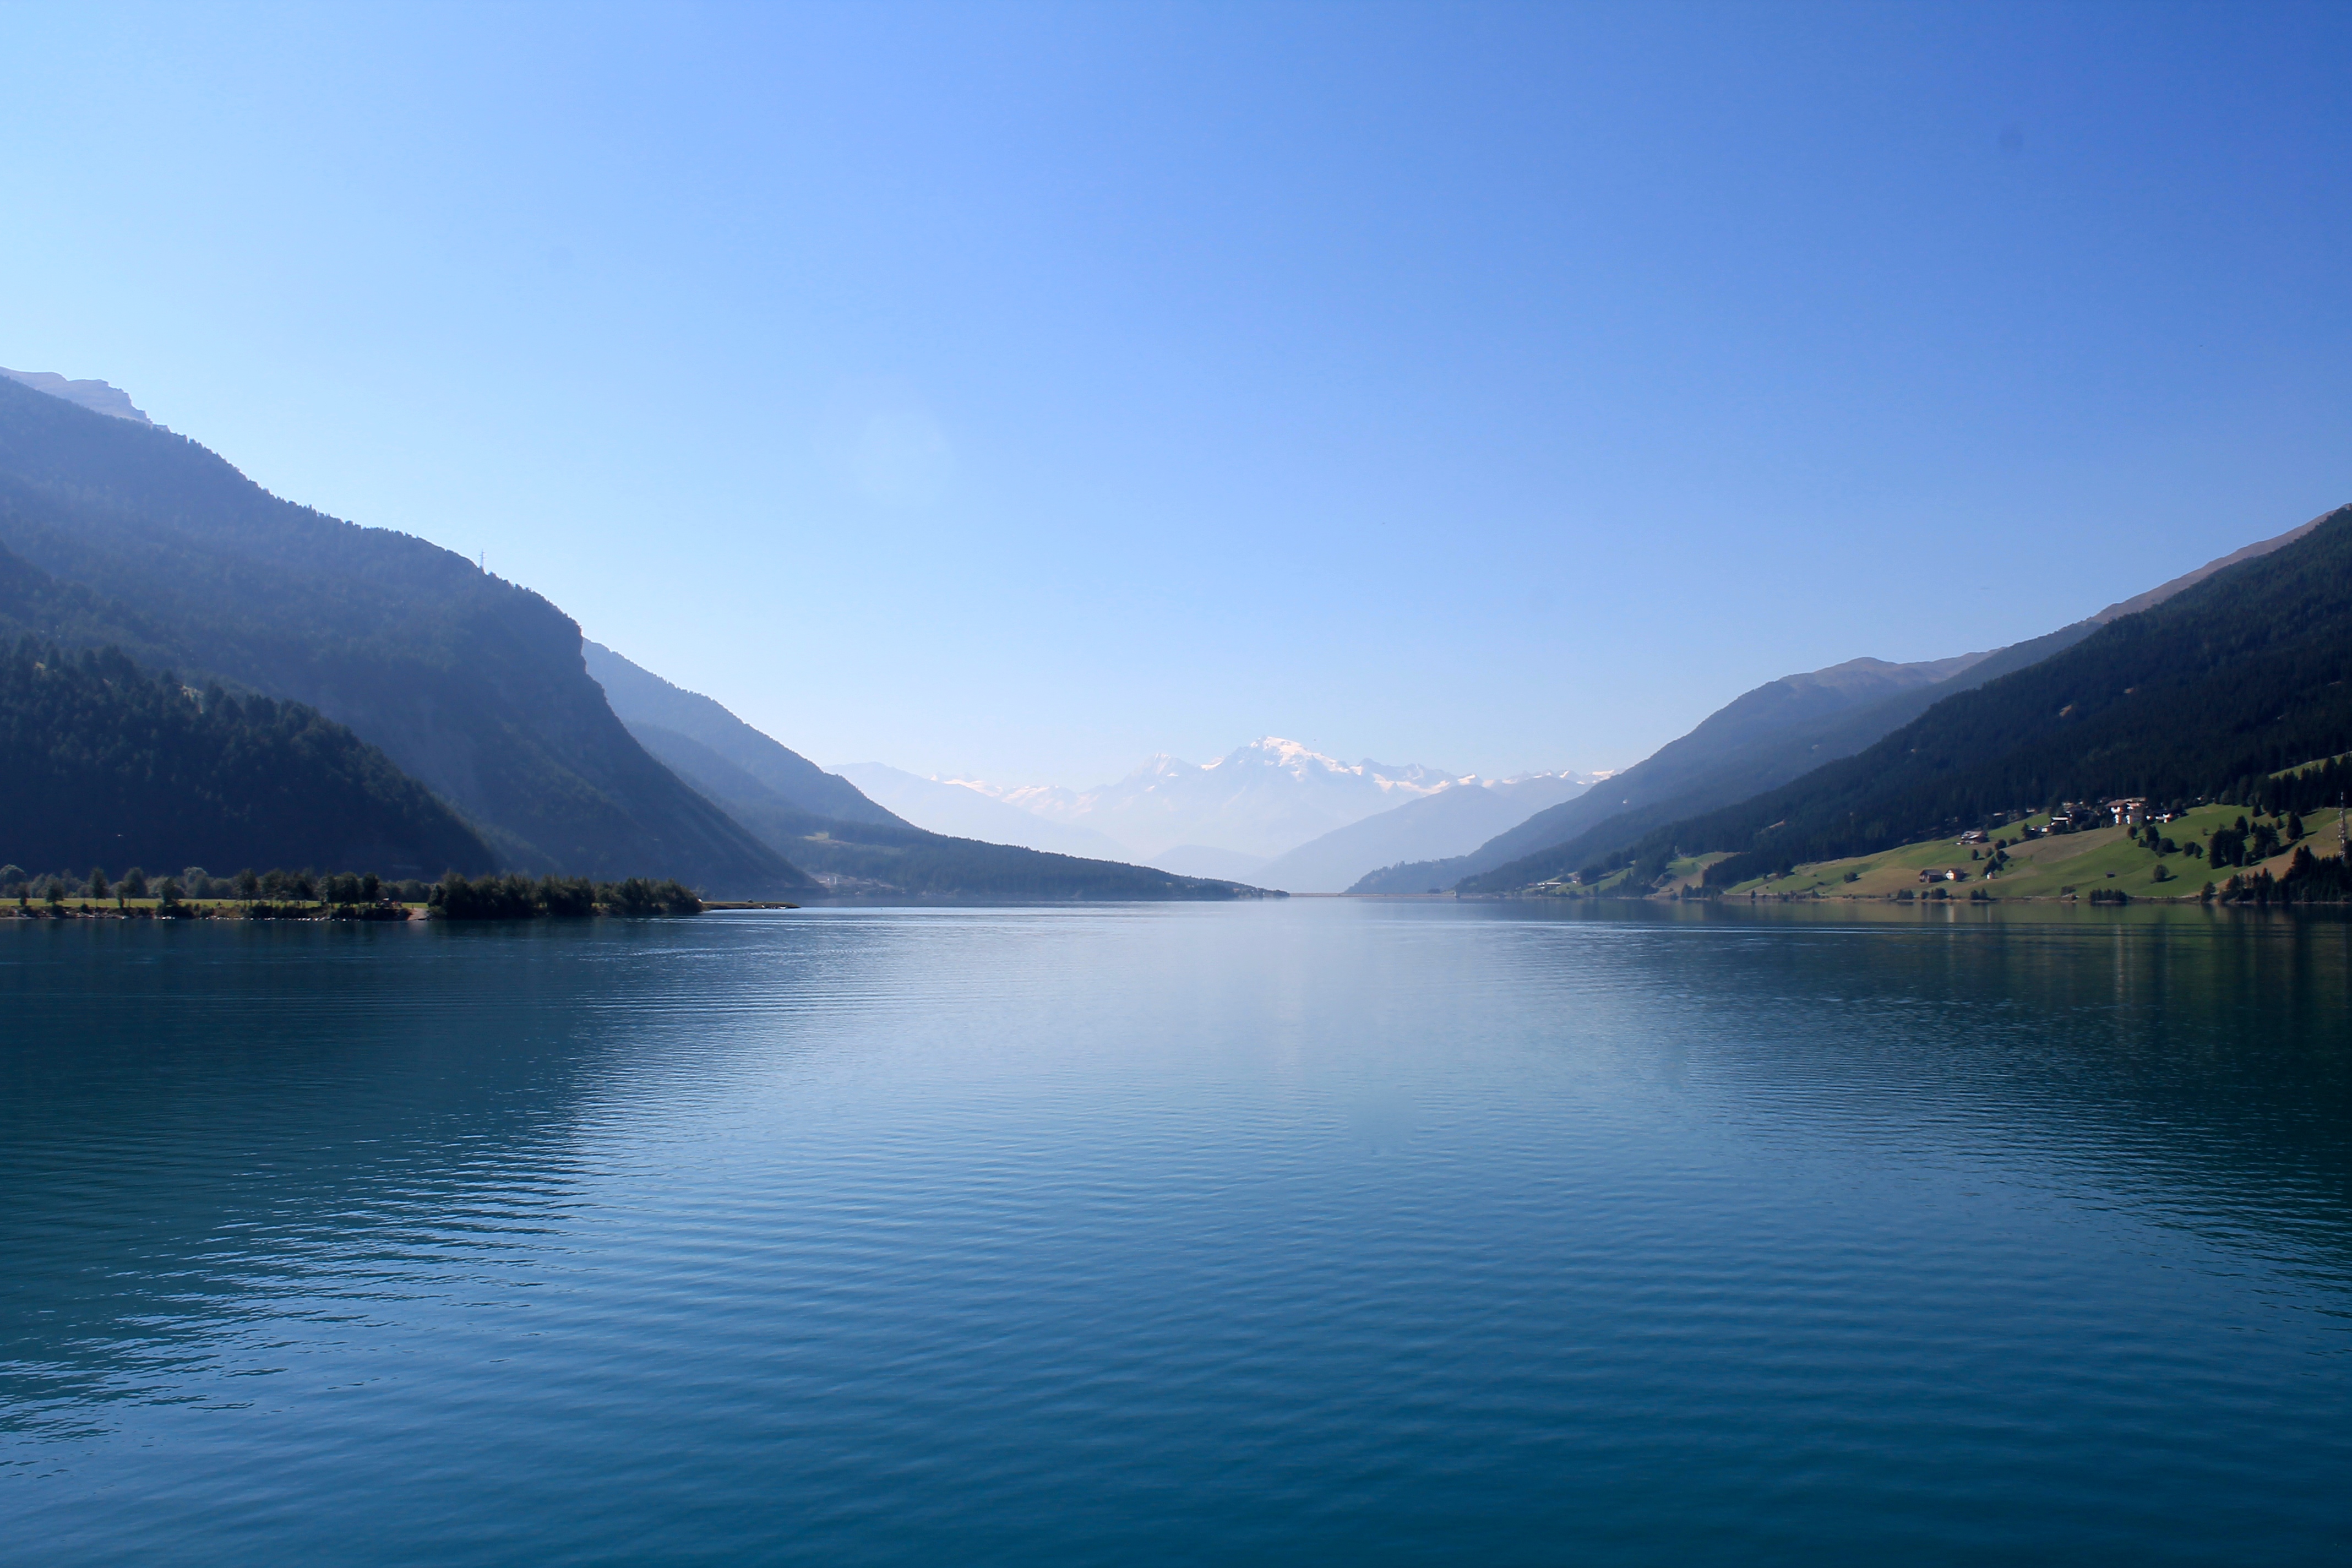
[9,361,2345,914]
[843,740,1599,894]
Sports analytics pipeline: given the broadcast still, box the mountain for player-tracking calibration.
[1259,773,1591,894]
[1,638,493,878]
[0,368,151,424]
[1349,652,2016,892]
[1355,513,2331,898]
[967,738,1465,861]
[0,372,802,895]
[1496,503,2352,896]
[585,643,902,827]
[830,762,1139,859]
[593,658,1277,900]
[2083,513,2324,624]
[643,732,1272,900]
[1449,510,2343,896]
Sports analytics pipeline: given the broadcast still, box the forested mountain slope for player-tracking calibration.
[1487,503,2352,895]
[1439,630,2095,894]
[1352,651,2012,893]
[0,640,493,877]
[0,374,801,894]
[1369,509,2326,897]
[585,642,902,827]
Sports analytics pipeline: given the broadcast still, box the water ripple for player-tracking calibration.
[1,903,2346,1565]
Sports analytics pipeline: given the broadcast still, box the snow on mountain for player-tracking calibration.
[954,738,1498,861]
[829,763,1138,860]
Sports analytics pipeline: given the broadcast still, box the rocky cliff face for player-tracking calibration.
[1,368,151,424]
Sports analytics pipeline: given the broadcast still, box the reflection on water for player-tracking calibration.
[1,905,2346,1565]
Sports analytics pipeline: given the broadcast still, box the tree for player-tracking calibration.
[88,867,109,899]
[121,867,148,898]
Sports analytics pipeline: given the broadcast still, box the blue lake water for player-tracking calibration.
[2,900,2347,1565]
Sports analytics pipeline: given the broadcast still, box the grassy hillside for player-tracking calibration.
[1469,504,2352,896]
[1520,799,2348,905]
[0,375,801,894]
[1703,804,2332,901]
[1,640,493,878]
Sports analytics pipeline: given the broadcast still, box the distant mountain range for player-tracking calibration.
[831,762,1139,860]
[1257,772,1593,893]
[845,741,1601,891]
[924,739,1477,862]
[590,645,1270,900]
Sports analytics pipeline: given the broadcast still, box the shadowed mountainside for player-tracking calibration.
[1351,651,2015,893]
[0,374,803,895]
[1362,510,2329,897]
[1487,504,2352,895]
[585,643,903,828]
[0,638,493,878]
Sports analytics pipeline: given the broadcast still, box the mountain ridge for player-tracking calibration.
[0,373,804,895]
[596,655,1282,900]
[1257,774,1592,893]
[947,737,1478,861]
[585,643,902,828]
[1484,503,2352,897]
[1357,511,2330,897]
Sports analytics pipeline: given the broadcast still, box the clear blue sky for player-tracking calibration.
[3,2,2347,785]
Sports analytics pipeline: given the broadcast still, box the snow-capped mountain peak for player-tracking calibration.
[861,747,1605,869]
[929,738,1469,859]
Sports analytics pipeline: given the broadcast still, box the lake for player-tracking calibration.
[2,901,2346,1565]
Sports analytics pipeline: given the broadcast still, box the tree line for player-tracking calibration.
[4,863,704,919]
